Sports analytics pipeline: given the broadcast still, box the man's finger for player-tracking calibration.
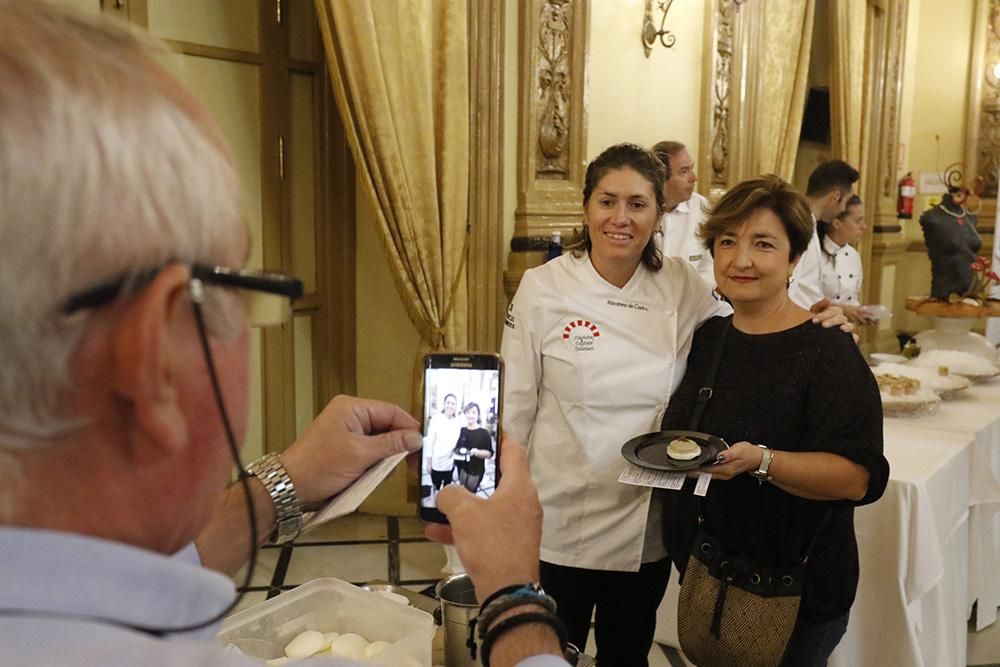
[495,438,530,487]
[809,297,832,314]
[360,430,423,462]
[424,522,455,545]
[348,397,421,434]
[436,483,477,516]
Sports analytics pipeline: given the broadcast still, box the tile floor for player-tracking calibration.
[232,512,1000,667]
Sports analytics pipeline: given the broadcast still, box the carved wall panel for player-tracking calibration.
[467,1,506,350]
[505,0,589,298]
[699,0,762,200]
[968,0,1000,198]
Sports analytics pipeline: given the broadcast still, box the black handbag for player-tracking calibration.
[674,320,831,667]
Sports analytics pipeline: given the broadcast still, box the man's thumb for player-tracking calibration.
[436,484,475,516]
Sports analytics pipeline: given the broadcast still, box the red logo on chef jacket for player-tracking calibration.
[563,319,600,352]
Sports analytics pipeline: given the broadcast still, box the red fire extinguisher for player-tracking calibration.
[897,172,916,219]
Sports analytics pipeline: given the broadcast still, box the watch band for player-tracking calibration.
[246,453,303,544]
[751,445,774,484]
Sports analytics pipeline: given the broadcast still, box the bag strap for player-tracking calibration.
[800,508,834,564]
[687,319,730,431]
[663,318,730,433]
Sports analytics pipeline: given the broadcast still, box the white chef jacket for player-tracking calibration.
[819,235,863,306]
[656,192,715,287]
[788,218,824,309]
[425,412,463,470]
[501,253,727,572]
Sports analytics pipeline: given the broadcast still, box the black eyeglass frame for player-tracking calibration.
[62,263,304,315]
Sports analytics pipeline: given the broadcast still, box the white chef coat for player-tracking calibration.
[819,235,863,306]
[656,192,715,287]
[788,218,824,309]
[501,253,727,572]
[425,412,463,470]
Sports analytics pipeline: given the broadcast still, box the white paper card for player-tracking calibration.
[301,452,408,532]
[693,472,712,497]
[618,463,686,490]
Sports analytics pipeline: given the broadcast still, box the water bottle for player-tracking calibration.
[545,230,563,263]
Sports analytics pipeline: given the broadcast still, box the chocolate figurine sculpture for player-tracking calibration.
[918,164,983,300]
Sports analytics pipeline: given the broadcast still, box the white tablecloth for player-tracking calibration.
[654,378,1000,665]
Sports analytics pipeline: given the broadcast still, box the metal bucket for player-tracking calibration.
[436,574,480,667]
[435,575,597,666]
[564,642,597,666]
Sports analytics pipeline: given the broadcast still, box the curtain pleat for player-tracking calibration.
[314,0,470,368]
[829,0,866,167]
[755,0,816,181]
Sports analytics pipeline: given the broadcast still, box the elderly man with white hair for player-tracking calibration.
[0,3,568,666]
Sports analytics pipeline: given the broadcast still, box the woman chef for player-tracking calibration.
[501,144,849,666]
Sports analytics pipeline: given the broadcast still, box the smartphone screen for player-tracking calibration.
[419,353,502,523]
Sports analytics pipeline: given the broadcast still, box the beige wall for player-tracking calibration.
[586,0,705,162]
[894,0,976,335]
[902,0,974,208]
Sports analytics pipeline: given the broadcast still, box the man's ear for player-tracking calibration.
[110,265,192,457]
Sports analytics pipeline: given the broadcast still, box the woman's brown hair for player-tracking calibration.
[698,175,814,262]
[565,143,666,271]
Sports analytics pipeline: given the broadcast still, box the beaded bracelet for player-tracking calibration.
[478,582,545,613]
[480,610,567,667]
[477,591,558,641]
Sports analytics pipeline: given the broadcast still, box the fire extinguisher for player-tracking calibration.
[897,172,916,219]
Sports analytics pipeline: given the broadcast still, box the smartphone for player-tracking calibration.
[419,353,503,523]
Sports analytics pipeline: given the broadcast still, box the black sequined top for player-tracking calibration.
[660,315,889,622]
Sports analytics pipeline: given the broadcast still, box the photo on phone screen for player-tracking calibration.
[420,354,502,523]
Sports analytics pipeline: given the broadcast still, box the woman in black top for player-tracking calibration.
[453,402,494,493]
[661,176,889,666]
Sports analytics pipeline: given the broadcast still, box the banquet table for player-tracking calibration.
[653,377,1000,666]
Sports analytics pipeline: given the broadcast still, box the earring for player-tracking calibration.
[786,275,794,288]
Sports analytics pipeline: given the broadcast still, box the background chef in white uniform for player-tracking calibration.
[501,143,850,665]
[819,195,876,325]
[651,140,715,288]
[790,160,860,309]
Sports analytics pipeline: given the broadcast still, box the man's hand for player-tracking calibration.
[279,395,422,507]
[425,439,542,602]
[809,297,856,339]
[843,304,877,325]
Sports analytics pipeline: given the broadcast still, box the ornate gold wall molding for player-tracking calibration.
[505,0,589,298]
[467,1,507,351]
[859,0,908,351]
[698,0,762,200]
[966,0,1000,199]
[879,1,907,203]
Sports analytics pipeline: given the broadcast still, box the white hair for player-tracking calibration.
[0,2,246,446]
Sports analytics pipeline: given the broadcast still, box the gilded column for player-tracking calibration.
[504,0,590,299]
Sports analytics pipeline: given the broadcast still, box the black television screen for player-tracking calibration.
[800,87,831,144]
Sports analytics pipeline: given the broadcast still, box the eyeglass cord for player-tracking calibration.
[0,278,258,637]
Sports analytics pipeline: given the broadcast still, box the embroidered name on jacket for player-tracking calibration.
[563,319,600,352]
[606,299,649,312]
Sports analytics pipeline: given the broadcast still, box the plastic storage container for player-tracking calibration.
[217,578,435,666]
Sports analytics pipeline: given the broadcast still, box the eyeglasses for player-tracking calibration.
[62,264,304,327]
[52,262,303,633]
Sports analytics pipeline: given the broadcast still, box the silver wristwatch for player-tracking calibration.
[750,445,774,485]
[246,453,303,544]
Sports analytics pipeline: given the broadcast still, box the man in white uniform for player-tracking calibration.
[790,160,860,308]
[652,140,715,287]
[0,5,566,666]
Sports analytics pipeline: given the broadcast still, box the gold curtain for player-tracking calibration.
[314,0,470,365]
[829,0,866,168]
[755,0,816,180]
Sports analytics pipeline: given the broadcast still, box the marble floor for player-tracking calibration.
[232,512,1000,667]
